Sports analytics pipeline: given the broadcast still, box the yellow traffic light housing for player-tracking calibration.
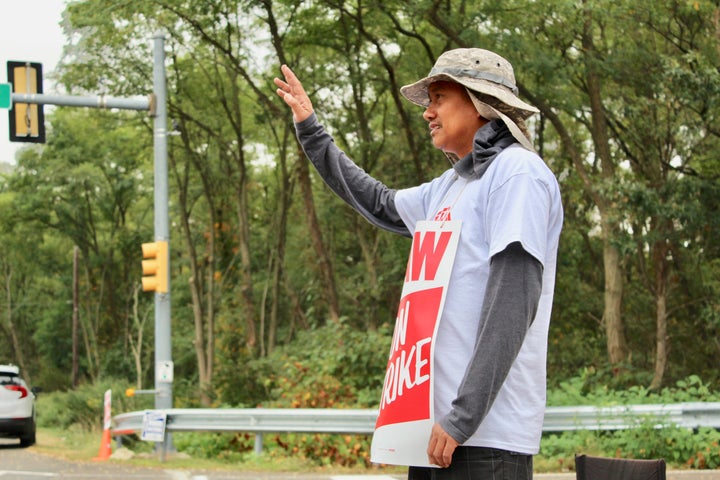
[141,241,168,293]
[7,61,45,143]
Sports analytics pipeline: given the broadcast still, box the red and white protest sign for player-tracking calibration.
[371,220,461,467]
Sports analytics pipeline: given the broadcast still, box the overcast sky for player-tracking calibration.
[0,0,67,165]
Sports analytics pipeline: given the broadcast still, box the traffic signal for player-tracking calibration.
[141,241,168,293]
[7,61,45,143]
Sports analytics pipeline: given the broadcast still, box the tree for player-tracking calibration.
[5,0,712,404]
[4,108,151,384]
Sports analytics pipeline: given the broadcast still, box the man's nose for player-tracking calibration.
[423,105,435,121]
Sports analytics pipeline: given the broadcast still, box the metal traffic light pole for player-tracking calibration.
[10,32,174,456]
[150,32,174,458]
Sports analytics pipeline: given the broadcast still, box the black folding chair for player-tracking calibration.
[575,454,667,480]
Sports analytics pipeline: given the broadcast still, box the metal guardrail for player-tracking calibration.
[114,407,378,434]
[112,402,720,454]
[540,402,720,431]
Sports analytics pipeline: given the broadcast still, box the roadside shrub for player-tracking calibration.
[539,425,720,472]
[251,320,392,409]
[538,370,720,472]
[34,343,719,470]
[36,378,150,431]
[244,320,389,466]
[605,424,720,468]
[173,431,256,461]
[269,433,371,467]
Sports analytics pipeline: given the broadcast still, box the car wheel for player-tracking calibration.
[20,419,36,447]
[19,430,36,447]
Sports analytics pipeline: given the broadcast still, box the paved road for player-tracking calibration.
[536,473,720,480]
[1,441,719,479]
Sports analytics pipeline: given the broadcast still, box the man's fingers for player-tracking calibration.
[427,435,438,465]
[282,65,311,99]
[427,423,458,468]
[427,435,447,467]
[274,65,314,122]
[280,65,300,92]
[441,441,455,467]
[273,77,289,90]
[281,64,300,86]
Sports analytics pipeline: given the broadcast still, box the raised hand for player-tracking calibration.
[274,64,314,123]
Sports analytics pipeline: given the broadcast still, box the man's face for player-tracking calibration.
[423,81,487,158]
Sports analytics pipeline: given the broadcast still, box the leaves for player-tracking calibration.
[0,0,719,404]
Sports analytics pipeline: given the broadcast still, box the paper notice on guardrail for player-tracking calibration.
[370,220,460,467]
[141,410,167,443]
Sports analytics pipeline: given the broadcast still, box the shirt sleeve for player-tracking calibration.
[295,113,410,237]
[439,242,543,443]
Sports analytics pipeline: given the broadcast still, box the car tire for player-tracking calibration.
[20,430,36,447]
[19,417,36,447]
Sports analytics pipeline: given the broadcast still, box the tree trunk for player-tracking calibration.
[582,1,628,365]
[602,238,627,364]
[650,232,670,390]
[72,246,79,388]
[183,199,212,406]
[80,262,100,383]
[129,284,146,389]
[171,139,213,407]
[2,266,27,381]
[356,220,380,330]
[217,57,258,355]
[295,144,341,323]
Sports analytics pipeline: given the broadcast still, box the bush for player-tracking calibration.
[547,369,720,407]
[269,432,371,467]
[172,431,256,461]
[249,320,392,409]
[234,320,390,466]
[34,342,719,470]
[36,379,152,431]
[537,370,720,472]
[539,425,720,471]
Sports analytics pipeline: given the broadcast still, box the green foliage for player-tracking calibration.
[35,370,720,470]
[608,424,720,469]
[269,432,371,467]
[36,379,151,431]
[172,431,256,461]
[227,321,392,409]
[1,4,719,468]
[548,369,720,406]
[539,425,720,471]
[193,321,390,466]
[538,371,720,471]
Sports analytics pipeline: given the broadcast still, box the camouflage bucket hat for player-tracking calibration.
[400,48,539,119]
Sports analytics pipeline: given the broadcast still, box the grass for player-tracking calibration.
[32,427,407,476]
[33,425,719,474]
[31,426,571,475]
[34,427,100,461]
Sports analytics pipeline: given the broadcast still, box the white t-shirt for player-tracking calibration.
[394,144,564,454]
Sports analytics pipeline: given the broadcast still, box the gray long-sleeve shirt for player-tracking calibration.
[295,113,542,444]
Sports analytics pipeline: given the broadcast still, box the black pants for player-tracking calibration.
[407,447,533,480]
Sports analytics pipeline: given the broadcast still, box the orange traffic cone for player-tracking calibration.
[93,389,113,461]
[93,427,112,461]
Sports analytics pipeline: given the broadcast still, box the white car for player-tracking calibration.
[0,364,37,447]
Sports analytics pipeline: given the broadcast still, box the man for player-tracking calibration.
[275,48,563,479]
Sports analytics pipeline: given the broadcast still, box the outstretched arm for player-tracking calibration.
[274,65,409,236]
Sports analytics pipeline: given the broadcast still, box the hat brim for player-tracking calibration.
[400,73,539,120]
